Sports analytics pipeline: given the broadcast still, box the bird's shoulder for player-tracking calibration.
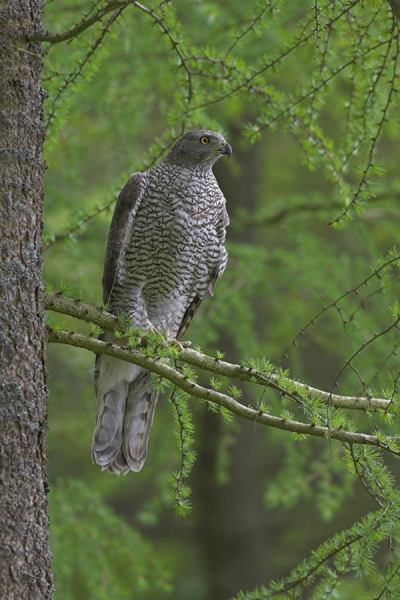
[102,172,146,304]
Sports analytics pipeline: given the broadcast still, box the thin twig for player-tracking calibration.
[28,0,129,43]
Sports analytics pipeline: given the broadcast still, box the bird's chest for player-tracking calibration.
[122,169,225,296]
[136,179,221,248]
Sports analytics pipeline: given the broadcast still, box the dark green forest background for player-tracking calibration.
[40,1,400,598]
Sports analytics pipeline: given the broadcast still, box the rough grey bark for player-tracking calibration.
[0,1,52,598]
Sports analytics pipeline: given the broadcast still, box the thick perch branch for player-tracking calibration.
[44,292,392,412]
[45,292,120,333]
[47,327,399,452]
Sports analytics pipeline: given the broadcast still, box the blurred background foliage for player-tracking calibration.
[41,0,400,598]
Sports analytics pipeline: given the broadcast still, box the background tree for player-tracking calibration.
[2,0,400,598]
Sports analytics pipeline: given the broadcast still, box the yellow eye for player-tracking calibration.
[200,136,210,145]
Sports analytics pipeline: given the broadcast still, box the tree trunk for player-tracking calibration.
[0,1,52,598]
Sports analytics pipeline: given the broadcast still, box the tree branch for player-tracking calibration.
[28,0,128,43]
[28,0,400,46]
[44,292,393,412]
[47,327,399,452]
[44,291,119,332]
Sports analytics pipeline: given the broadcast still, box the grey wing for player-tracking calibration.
[208,205,229,295]
[95,173,144,399]
[102,172,144,305]
[176,204,229,341]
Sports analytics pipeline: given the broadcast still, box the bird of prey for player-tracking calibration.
[92,129,232,474]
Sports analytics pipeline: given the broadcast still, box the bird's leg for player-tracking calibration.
[133,320,162,348]
[146,321,159,334]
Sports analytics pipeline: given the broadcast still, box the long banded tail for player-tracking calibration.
[92,371,158,474]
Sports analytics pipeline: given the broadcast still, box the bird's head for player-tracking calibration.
[164,129,232,169]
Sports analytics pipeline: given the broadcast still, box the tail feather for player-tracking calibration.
[94,386,126,451]
[92,384,126,466]
[123,377,158,471]
[111,450,130,475]
[92,370,158,474]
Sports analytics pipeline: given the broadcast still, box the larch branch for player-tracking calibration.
[27,1,128,43]
[44,292,393,412]
[46,327,400,452]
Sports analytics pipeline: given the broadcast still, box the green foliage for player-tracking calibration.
[228,384,243,399]
[234,500,400,598]
[210,377,223,391]
[49,479,171,599]
[41,0,400,598]
[46,315,66,331]
[89,322,103,336]
[168,389,197,517]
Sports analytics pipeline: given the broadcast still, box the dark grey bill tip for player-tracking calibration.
[220,142,232,158]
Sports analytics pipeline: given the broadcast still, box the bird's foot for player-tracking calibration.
[169,339,191,351]
[169,339,183,351]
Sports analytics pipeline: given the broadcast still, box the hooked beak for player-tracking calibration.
[219,142,232,159]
